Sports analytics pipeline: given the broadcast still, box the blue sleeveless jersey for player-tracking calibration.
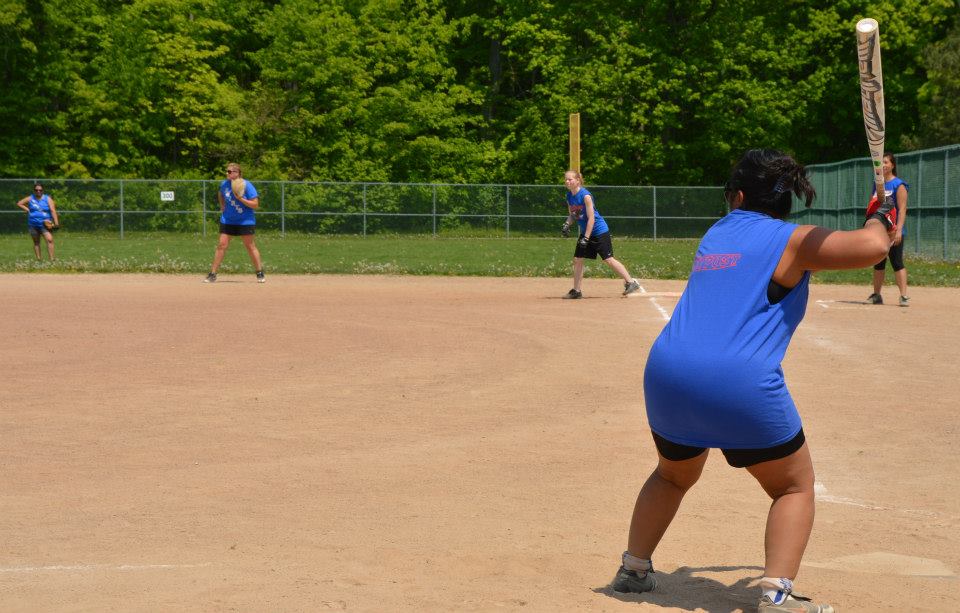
[644,209,810,448]
[872,176,908,236]
[27,194,53,227]
[566,188,609,235]
[219,179,259,225]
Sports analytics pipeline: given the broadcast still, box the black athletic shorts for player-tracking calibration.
[651,429,806,468]
[574,231,615,260]
[874,236,905,272]
[220,223,256,236]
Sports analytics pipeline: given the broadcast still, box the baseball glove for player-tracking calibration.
[43,219,55,231]
[231,177,246,199]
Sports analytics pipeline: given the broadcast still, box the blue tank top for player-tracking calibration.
[871,176,908,235]
[644,209,809,449]
[566,188,609,236]
[220,179,259,226]
[27,194,53,227]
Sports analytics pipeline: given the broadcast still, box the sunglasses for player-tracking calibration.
[34,188,43,193]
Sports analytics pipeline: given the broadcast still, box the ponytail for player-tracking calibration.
[726,149,815,219]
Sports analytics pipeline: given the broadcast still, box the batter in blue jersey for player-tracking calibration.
[560,170,640,299]
[645,207,809,449]
[610,149,892,613]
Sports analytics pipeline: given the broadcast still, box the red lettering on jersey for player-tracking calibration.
[693,253,741,271]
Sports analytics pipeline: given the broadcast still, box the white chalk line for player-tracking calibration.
[814,482,936,517]
[631,285,672,322]
[816,299,873,310]
[0,562,212,574]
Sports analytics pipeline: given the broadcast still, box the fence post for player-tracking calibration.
[432,184,437,237]
[360,183,367,237]
[505,185,510,238]
[945,150,950,260]
[836,167,841,229]
[652,186,657,240]
[916,154,923,255]
[822,171,828,228]
[281,181,286,238]
[202,180,207,237]
[119,179,124,239]
[361,183,367,237]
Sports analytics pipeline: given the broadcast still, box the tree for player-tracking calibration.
[82,0,236,177]
[249,0,495,182]
[909,13,960,147]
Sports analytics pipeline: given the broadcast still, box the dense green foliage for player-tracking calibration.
[2,1,958,184]
[2,232,959,285]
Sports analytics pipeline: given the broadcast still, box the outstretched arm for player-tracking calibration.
[773,219,890,287]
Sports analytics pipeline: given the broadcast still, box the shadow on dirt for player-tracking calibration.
[594,564,765,612]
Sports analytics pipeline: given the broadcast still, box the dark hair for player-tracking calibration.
[724,149,815,219]
[884,152,897,176]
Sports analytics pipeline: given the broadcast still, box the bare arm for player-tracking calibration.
[773,219,890,286]
[582,195,596,238]
[217,190,225,212]
[15,196,30,212]
[238,195,260,210]
[48,197,59,225]
[892,184,907,245]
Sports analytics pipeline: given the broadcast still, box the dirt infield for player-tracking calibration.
[1,274,957,612]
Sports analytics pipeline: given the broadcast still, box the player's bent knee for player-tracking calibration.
[655,459,706,491]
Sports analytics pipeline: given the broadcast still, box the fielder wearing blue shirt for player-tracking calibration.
[204,164,265,284]
[561,170,640,299]
[15,183,60,261]
[865,153,910,306]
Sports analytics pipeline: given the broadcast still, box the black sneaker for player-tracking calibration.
[610,566,656,594]
[256,270,265,283]
[899,295,910,307]
[204,272,217,283]
[563,288,582,299]
[866,293,882,304]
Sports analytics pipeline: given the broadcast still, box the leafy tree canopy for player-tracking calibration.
[0,0,955,184]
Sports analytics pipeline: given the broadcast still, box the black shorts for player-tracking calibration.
[874,236,905,272]
[220,223,256,236]
[574,231,615,260]
[652,429,806,468]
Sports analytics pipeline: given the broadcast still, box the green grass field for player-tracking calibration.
[2,232,959,286]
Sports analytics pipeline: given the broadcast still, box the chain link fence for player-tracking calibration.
[796,144,959,260]
[2,143,957,259]
[0,179,724,240]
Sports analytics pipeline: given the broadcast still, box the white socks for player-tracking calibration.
[759,577,793,605]
[622,551,653,574]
